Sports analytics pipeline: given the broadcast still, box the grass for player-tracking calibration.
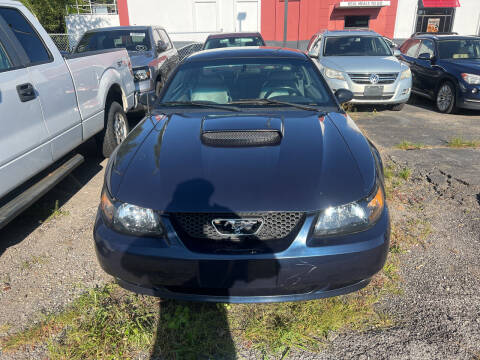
[447,137,480,148]
[20,255,49,271]
[396,141,427,150]
[1,162,431,359]
[45,200,69,222]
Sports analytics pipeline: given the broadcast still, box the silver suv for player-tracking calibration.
[307,30,412,111]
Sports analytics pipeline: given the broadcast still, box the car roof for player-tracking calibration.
[206,32,263,39]
[85,26,164,33]
[413,33,480,41]
[314,29,380,37]
[185,47,307,62]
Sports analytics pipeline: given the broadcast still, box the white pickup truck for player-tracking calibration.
[0,1,136,229]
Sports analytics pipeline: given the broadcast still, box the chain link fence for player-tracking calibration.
[49,34,79,53]
[176,42,203,61]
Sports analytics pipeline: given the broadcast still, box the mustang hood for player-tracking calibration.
[112,112,376,212]
[322,56,401,73]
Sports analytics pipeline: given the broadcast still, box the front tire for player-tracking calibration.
[389,103,405,111]
[436,82,457,114]
[99,101,129,157]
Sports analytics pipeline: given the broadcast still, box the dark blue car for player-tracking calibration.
[399,34,480,113]
[94,47,390,303]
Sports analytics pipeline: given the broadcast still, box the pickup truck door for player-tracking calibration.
[0,17,52,199]
[0,6,81,162]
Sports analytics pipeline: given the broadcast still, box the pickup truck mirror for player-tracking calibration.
[157,40,168,52]
[335,89,354,104]
[393,49,402,57]
[418,52,433,61]
[139,92,157,107]
[307,51,318,59]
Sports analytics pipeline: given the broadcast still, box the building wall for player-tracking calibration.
[394,0,480,40]
[261,0,398,42]
[65,14,120,37]
[123,0,261,43]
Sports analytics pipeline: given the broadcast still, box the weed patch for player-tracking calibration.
[447,137,480,148]
[396,141,427,150]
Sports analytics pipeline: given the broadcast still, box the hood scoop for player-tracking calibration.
[201,115,284,147]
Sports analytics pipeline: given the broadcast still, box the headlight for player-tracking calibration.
[461,73,480,85]
[324,67,345,80]
[100,188,163,236]
[133,67,151,82]
[314,185,384,237]
[400,67,411,80]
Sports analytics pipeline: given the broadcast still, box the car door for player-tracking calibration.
[0,16,52,199]
[415,39,442,98]
[0,6,81,162]
[400,39,421,92]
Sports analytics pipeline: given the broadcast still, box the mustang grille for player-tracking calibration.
[348,73,399,84]
[170,212,305,241]
[201,130,282,147]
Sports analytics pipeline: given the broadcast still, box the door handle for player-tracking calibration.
[16,83,36,102]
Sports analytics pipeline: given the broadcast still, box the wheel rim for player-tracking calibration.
[437,84,453,112]
[113,112,127,144]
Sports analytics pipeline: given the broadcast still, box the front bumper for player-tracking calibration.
[458,84,480,110]
[326,75,412,105]
[94,209,390,303]
[131,79,155,111]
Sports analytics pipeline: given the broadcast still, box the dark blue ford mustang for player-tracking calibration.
[94,47,390,303]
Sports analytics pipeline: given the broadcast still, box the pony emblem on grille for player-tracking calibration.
[212,218,263,236]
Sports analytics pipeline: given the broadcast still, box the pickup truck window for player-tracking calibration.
[0,41,11,71]
[158,29,172,50]
[0,7,50,64]
[76,30,151,53]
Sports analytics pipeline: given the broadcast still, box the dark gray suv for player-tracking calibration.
[75,26,179,110]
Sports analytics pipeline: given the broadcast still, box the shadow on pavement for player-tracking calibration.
[0,138,104,257]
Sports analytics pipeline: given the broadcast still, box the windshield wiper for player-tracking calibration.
[160,101,240,112]
[230,99,323,112]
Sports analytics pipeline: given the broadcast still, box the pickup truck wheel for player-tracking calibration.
[436,82,457,114]
[100,101,129,157]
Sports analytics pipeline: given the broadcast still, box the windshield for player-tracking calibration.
[75,30,151,53]
[161,58,335,107]
[438,39,480,59]
[324,36,392,56]
[204,36,265,49]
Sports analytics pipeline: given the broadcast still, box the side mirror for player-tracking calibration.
[138,92,157,107]
[335,89,354,104]
[308,51,318,59]
[393,49,402,57]
[156,40,168,52]
[418,52,432,61]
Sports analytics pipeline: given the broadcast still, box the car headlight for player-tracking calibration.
[324,67,345,81]
[314,185,384,237]
[100,188,164,236]
[400,67,411,80]
[133,67,151,82]
[461,73,480,85]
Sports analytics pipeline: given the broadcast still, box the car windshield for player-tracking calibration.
[438,39,480,59]
[160,58,335,107]
[75,30,151,53]
[324,36,392,56]
[204,36,265,49]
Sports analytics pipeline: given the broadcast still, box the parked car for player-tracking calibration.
[0,1,135,229]
[75,26,179,109]
[399,33,480,113]
[307,30,412,111]
[94,47,390,303]
[202,32,265,50]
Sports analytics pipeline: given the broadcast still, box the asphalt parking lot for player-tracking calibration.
[0,98,479,359]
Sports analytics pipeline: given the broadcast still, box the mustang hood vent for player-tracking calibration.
[201,115,284,147]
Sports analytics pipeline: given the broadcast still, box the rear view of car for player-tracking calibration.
[203,32,265,50]
[307,30,412,111]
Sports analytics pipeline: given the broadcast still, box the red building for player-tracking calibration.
[261,0,399,43]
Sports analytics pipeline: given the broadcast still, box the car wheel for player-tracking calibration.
[436,82,456,114]
[99,101,129,157]
[389,103,405,111]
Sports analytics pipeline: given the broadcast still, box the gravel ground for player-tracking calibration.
[0,100,479,359]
